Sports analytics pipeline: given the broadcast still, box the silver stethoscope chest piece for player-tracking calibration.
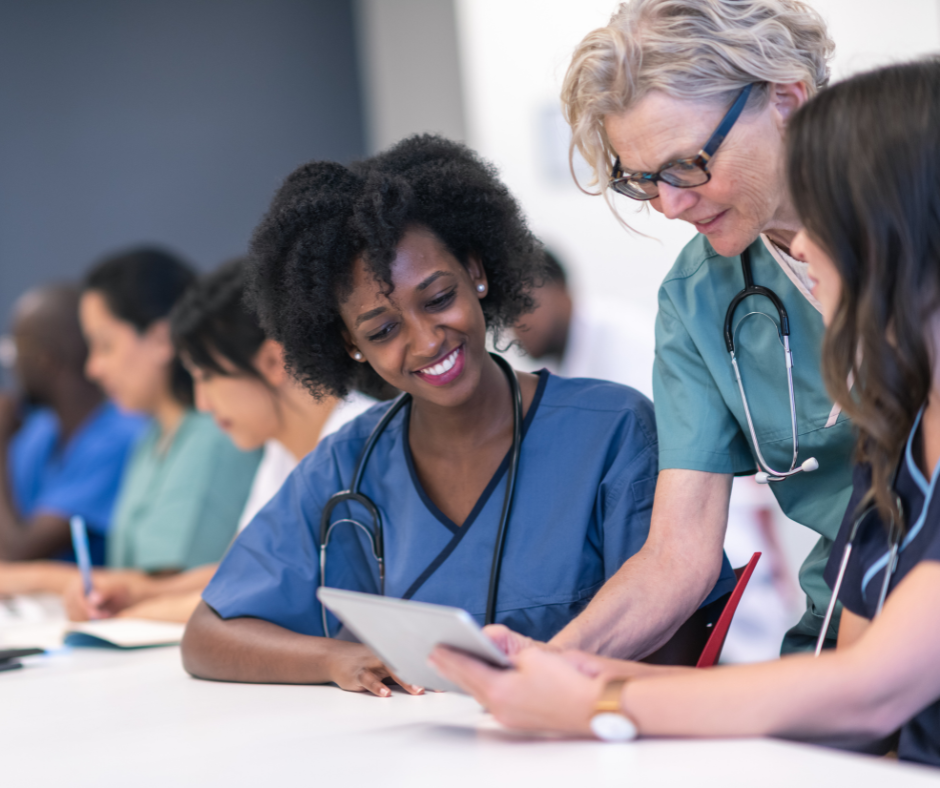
[724,249,819,484]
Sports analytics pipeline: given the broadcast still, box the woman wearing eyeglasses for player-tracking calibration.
[487,0,856,662]
[433,57,940,764]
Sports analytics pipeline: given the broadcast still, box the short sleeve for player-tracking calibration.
[203,444,348,636]
[131,424,260,571]
[13,406,142,535]
[595,395,738,607]
[653,287,756,475]
[595,401,658,579]
[31,452,128,535]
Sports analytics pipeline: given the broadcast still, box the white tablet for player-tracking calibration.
[316,588,511,693]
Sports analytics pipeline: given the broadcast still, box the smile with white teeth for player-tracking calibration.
[417,347,460,377]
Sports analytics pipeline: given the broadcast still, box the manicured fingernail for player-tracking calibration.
[381,688,390,696]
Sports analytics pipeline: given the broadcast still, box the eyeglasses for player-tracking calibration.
[609,83,755,201]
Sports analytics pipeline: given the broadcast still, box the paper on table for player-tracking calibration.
[64,619,186,649]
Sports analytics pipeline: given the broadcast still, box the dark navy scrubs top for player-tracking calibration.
[824,409,940,766]
[204,370,736,643]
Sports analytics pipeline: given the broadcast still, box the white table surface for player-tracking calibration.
[2,643,938,788]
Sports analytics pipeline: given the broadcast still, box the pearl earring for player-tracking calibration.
[353,351,363,360]
[476,284,485,293]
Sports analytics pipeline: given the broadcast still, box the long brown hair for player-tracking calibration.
[787,58,940,528]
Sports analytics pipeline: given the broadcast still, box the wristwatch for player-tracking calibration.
[589,678,638,742]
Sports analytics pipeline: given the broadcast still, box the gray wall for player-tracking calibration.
[0,0,366,325]
[355,0,466,152]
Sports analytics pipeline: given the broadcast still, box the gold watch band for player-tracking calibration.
[594,678,629,714]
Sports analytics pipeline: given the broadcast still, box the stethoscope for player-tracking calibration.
[814,490,904,656]
[318,352,523,638]
[724,248,819,484]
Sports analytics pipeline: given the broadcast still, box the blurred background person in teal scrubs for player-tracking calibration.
[62,258,377,623]
[0,247,261,597]
[80,247,261,575]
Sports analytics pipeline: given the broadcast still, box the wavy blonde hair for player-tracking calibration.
[562,0,834,199]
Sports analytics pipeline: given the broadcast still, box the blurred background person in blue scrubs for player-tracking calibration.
[0,285,143,582]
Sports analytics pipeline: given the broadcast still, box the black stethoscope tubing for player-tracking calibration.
[724,248,818,483]
[318,352,523,637]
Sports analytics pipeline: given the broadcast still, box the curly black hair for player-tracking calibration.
[245,134,545,398]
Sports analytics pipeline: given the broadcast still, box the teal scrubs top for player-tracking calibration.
[654,235,856,652]
[107,410,261,572]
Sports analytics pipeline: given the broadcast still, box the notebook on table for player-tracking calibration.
[64,619,186,649]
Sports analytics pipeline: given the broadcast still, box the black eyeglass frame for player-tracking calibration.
[609,83,755,201]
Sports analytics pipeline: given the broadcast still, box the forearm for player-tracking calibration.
[553,542,718,658]
[0,561,79,595]
[552,469,731,658]
[150,564,217,596]
[181,600,345,684]
[0,454,31,559]
[622,650,891,742]
[622,565,940,742]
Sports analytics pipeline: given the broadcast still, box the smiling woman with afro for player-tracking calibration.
[245,134,545,399]
[182,133,660,695]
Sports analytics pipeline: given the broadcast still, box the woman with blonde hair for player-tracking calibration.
[434,58,940,763]
[489,0,854,661]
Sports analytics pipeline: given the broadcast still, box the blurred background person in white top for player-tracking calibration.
[512,250,655,400]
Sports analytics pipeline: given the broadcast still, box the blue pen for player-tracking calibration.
[69,516,93,596]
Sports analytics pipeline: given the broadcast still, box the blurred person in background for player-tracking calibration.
[513,249,654,398]
[0,285,144,583]
[80,248,261,575]
[64,259,378,623]
[0,247,261,598]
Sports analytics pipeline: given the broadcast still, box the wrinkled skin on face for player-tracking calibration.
[605,83,808,256]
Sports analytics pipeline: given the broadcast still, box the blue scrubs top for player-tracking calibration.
[824,409,940,766]
[8,402,147,564]
[205,371,734,641]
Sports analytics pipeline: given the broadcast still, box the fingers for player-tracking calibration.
[482,624,538,656]
[388,671,425,696]
[354,668,393,698]
[428,645,502,701]
[560,649,605,678]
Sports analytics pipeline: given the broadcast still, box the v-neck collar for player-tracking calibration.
[861,405,938,599]
[400,369,549,602]
[402,369,549,534]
